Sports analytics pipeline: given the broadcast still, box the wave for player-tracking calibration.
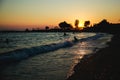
[0,33,105,64]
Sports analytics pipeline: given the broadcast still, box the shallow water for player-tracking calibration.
[0,32,112,80]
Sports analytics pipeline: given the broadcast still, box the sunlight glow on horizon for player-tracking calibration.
[0,0,120,30]
[78,20,84,28]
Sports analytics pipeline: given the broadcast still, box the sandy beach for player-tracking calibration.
[67,33,120,80]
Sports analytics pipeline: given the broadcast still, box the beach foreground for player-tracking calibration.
[67,34,120,80]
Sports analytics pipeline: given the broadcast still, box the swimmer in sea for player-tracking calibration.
[74,36,78,41]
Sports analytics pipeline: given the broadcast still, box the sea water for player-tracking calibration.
[0,32,112,80]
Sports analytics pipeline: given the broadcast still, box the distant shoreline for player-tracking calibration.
[1,19,120,34]
[0,29,83,33]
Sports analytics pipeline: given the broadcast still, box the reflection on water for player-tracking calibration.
[67,34,112,78]
[67,41,92,78]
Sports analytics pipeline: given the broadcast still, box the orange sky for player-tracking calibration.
[0,0,120,30]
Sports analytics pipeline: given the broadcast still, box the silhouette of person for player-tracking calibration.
[74,36,78,41]
[64,32,67,36]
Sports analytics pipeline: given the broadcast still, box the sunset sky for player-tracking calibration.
[0,0,120,30]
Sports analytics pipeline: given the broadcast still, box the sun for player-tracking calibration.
[78,21,84,28]
[79,23,84,27]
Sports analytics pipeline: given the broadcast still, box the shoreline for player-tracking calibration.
[67,34,120,80]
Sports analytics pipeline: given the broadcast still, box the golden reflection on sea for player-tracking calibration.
[67,42,92,78]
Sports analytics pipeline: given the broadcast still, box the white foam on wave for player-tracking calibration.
[0,33,105,63]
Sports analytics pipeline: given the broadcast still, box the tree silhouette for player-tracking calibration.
[45,26,49,30]
[59,21,72,30]
[84,21,90,27]
[25,28,30,32]
[75,19,79,29]
[83,19,111,32]
[59,21,73,36]
[98,19,109,26]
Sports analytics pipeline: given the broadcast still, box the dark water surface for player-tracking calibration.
[0,32,112,80]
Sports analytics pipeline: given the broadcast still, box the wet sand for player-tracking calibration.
[67,34,120,80]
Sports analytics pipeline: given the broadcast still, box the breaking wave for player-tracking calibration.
[0,33,105,63]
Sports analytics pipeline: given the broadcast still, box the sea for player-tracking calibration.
[0,32,112,80]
